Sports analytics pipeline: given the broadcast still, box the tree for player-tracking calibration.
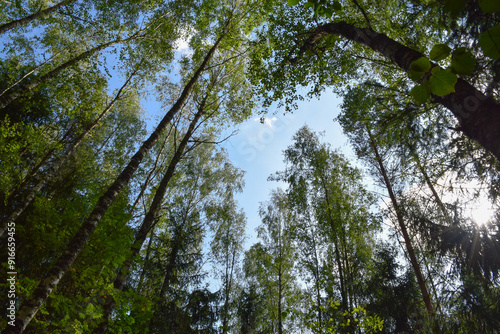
[271,126,380,332]
[241,189,303,333]
[251,0,500,161]
[2,22,225,334]
[207,199,246,333]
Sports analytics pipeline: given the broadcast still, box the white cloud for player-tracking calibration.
[174,30,194,56]
[253,116,278,128]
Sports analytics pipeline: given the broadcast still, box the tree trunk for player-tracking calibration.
[311,227,322,326]
[0,67,138,238]
[136,224,156,294]
[94,94,208,334]
[277,243,283,334]
[1,35,222,334]
[0,0,75,35]
[409,148,452,225]
[320,178,348,310]
[299,21,500,161]
[367,129,434,314]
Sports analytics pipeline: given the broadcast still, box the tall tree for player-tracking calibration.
[251,0,500,160]
[2,24,226,333]
[271,126,380,331]
[207,199,246,333]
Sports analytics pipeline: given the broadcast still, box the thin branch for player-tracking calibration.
[0,51,61,97]
[350,0,372,28]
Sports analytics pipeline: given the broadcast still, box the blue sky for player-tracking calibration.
[220,91,356,247]
[134,39,495,253]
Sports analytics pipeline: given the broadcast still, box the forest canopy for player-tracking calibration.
[0,0,499,333]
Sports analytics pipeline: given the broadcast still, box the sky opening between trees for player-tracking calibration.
[0,0,500,333]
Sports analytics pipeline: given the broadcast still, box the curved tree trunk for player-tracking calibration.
[298,21,500,161]
[1,34,222,334]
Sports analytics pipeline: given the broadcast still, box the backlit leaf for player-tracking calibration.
[429,44,451,61]
[478,0,500,13]
[429,69,457,96]
[410,82,431,104]
[479,25,500,59]
[410,57,431,72]
[451,47,476,74]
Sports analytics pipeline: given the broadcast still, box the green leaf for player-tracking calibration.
[410,82,431,104]
[429,69,457,96]
[443,0,467,15]
[410,57,431,72]
[304,1,314,8]
[287,0,300,6]
[479,25,500,59]
[478,0,500,13]
[409,57,431,80]
[429,44,451,61]
[451,47,476,74]
[332,1,342,11]
[325,7,334,17]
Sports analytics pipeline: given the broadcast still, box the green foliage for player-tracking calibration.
[410,81,431,105]
[410,57,431,73]
[409,54,459,100]
[2,1,500,333]
[451,47,476,74]
[309,298,383,333]
[429,68,457,96]
[478,0,500,13]
[479,25,500,59]
[429,44,451,62]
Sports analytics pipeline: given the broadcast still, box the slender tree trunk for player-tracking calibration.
[222,226,237,334]
[298,21,500,161]
[332,234,347,309]
[0,67,138,238]
[278,243,283,334]
[366,130,434,314]
[158,239,181,298]
[94,95,207,334]
[310,226,322,326]
[409,148,452,225]
[0,51,61,98]
[222,250,235,334]
[340,224,353,310]
[222,260,230,333]
[1,35,222,334]
[129,125,174,214]
[0,0,76,35]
